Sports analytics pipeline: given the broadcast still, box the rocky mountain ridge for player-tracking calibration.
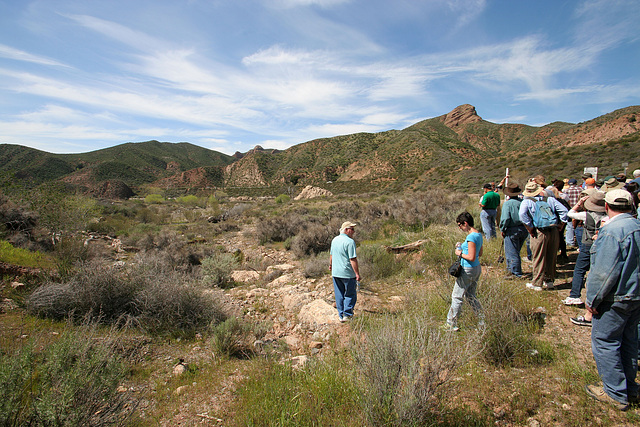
[1,104,638,196]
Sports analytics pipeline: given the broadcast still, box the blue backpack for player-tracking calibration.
[529,197,557,229]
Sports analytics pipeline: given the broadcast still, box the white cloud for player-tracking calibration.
[516,86,600,101]
[271,0,352,9]
[304,122,386,137]
[65,14,166,52]
[0,44,70,67]
[447,0,487,28]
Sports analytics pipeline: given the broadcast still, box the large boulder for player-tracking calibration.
[297,299,340,325]
[294,185,333,200]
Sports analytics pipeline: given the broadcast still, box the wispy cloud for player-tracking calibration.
[0,44,70,67]
[64,14,166,52]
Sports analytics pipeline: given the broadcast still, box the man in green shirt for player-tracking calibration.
[479,183,500,239]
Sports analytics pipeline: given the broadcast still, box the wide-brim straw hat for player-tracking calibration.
[523,182,544,198]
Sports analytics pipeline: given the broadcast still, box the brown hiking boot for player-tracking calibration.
[585,384,629,411]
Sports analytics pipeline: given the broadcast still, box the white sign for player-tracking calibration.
[584,167,598,181]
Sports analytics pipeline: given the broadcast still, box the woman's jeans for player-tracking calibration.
[503,225,528,277]
[447,265,483,327]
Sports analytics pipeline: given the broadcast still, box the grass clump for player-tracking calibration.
[231,357,361,426]
[479,280,553,367]
[211,316,266,359]
[354,314,479,426]
[0,323,135,426]
[358,243,402,280]
[0,239,54,268]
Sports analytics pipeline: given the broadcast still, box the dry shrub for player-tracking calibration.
[291,223,333,257]
[256,216,291,244]
[28,261,138,323]
[303,252,329,278]
[354,314,479,426]
[27,258,230,335]
[135,275,227,335]
[227,203,252,218]
[255,212,308,244]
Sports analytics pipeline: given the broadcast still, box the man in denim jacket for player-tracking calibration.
[585,189,640,410]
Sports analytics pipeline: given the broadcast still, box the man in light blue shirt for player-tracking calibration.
[330,221,361,322]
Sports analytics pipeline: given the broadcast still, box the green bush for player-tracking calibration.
[176,195,199,207]
[201,251,238,288]
[0,324,135,426]
[275,194,291,204]
[144,194,164,204]
[211,316,261,359]
[358,244,402,280]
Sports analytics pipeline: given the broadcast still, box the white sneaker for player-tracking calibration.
[562,297,584,306]
[525,282,542,291]
[543,281,554,290]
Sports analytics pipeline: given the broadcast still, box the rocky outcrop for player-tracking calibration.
[294,185,333,200]
[90,180,134,200]
[224,155,267,187]
[153,167,213,189]
[441,104,483,129]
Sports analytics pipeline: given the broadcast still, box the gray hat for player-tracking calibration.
[603,177,623,192]
[584,191,606,213]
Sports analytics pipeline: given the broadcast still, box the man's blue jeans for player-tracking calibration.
[333,276,357,319]
[480,209,497,239]
[569,242,592,299]
[503,225,528,277]
[592,300,640,404]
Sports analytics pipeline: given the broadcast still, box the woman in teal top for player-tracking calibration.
[445,212,484,331]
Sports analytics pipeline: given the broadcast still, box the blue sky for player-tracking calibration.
[1,0,639,155]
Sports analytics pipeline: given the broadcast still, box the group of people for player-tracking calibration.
[455,170,640,411]
[330,170,640,411]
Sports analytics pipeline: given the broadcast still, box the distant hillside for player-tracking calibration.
[225,104,640,193]
[0,140,235,192]
[1,105,639,197]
